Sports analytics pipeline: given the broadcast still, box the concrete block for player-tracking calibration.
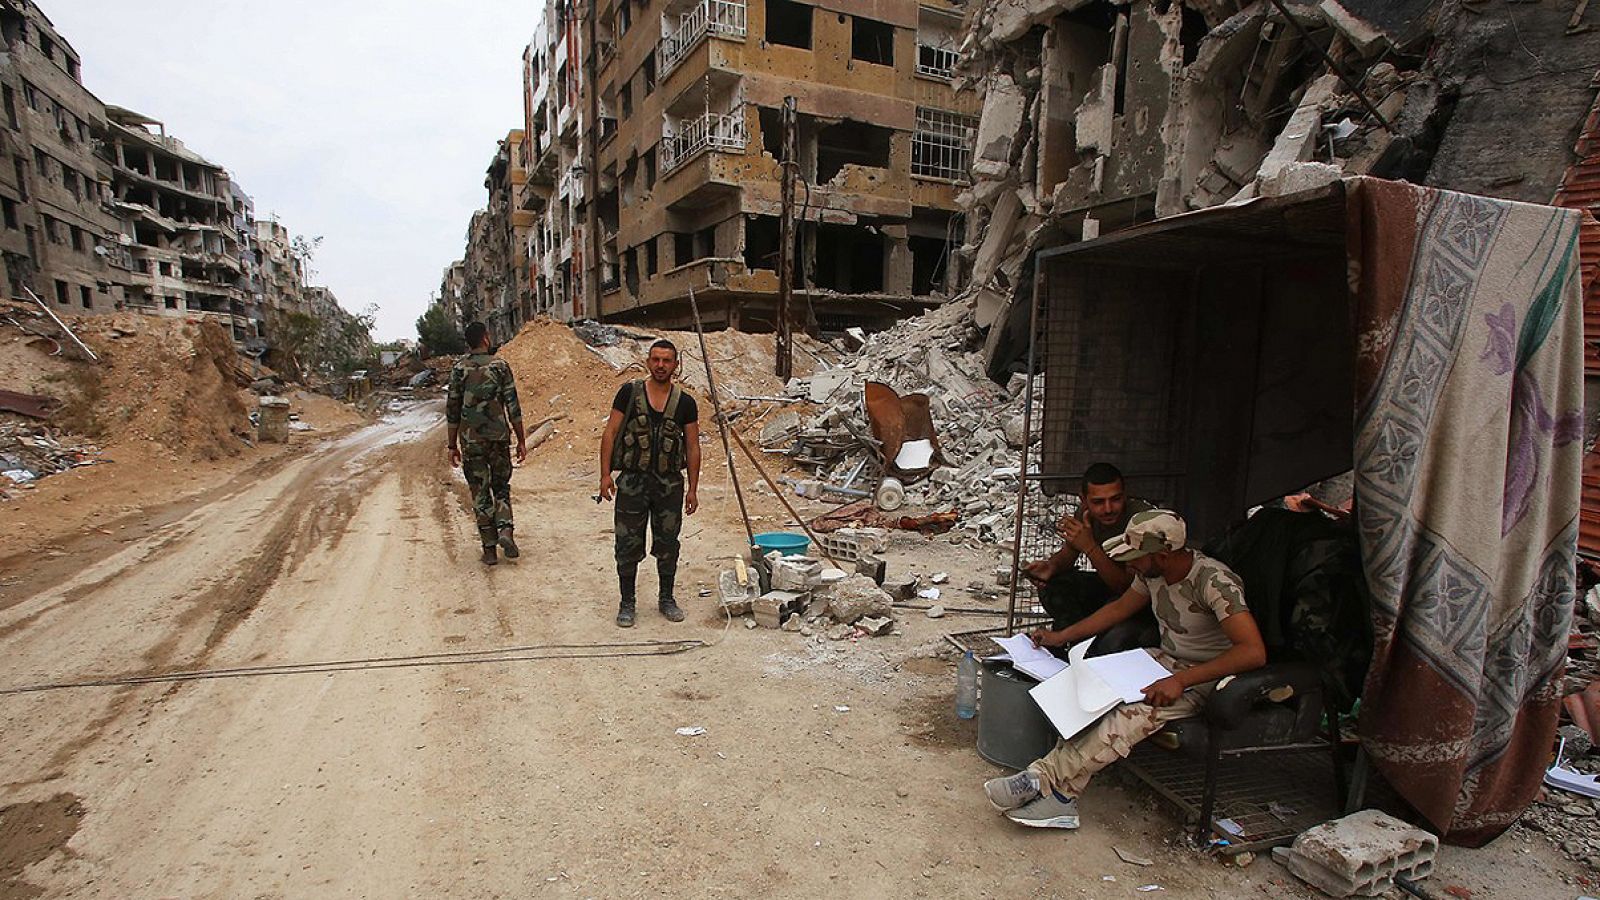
[257,396,291,443]
[756,590,809,628]
[855,554,887,585]
[1276,810,1438,897]
[771,556,822,591]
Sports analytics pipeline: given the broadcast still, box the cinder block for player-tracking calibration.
[756,590,808,628]
[815,527,889,563]
[1275,810,1438,897]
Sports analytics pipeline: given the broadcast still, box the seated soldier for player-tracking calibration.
[985,510,1267,830]
[1024,463,1152,629]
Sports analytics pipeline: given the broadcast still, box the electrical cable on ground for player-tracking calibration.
[0,638,707,696]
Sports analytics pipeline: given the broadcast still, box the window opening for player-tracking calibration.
[816,119,892,183]
[851,17,894,66]
[766,0,812,49]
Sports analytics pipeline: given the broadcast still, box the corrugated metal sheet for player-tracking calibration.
[1554,77,1600,559]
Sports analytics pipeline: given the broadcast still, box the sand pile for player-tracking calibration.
[494,318,830,467]
[70,314,252,460]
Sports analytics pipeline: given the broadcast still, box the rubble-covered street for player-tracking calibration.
[3,0,1600,895]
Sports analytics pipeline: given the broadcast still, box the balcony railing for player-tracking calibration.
[660,112,747,175]
[659,0,747,78]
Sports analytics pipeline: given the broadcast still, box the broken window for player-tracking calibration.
[32,149,47,182]
[813,224,884,293]
[851,17,894,66]
[13,158,27,201]
[62,167,79,200]
[675,232,695,267]
[916,43,957,79]
[643,147,657,190]
[67,56,80,82]
[912,107,976,182]
[3,86,15,129]
[70,225,83,252]
[909,234,950,296]
[646,239,658,277]
[1,197,15,230]
[619,2,632,36]
[79,285,91,309]
[816,119,892,183]
[624,246,640,294]
[765,0,812,50]
[621,82,633,119]
[54,279,67,304]
[744,215,779,272]
[643,54,656,93]
[758,107,782,156]
[39,33,53,62]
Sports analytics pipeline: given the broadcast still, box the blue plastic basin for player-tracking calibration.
[752,531,810,554]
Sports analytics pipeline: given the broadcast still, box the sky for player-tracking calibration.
[46,0,531,342]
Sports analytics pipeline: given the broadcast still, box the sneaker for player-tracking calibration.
[616,604,636,628]
[497,528,520,559]
[481,546,498,566]
[659,599,685,623]
[1005,793,1080,830]
[984,770,1041,812]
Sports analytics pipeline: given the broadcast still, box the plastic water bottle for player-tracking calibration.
[955,651,978,719]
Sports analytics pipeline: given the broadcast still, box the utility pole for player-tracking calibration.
[775,96,797,380]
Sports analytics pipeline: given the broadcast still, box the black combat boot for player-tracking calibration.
[616,568,637,627]
[658,561,685,622]
[497,526,519,559]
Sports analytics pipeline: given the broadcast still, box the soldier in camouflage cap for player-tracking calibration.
[447,321,527,565]
[982,509,1268,831]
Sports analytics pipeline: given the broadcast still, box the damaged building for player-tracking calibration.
[956,0,1600,380]
[450,0,981,334]
[102,106,263,346]
[0,0,129,313]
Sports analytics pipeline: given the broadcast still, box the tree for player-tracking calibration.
[416,302,466,356]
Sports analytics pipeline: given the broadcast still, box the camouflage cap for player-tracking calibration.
[1102,509,1187,562]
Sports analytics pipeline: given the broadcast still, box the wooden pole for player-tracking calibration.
[775,96,797,380]
[686,284,757,553]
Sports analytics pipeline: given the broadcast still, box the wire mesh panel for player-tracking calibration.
[1035,256,1188,507]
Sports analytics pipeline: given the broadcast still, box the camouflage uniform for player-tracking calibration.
[446,352,523,548]
[1031,514,1250,799]
[610,381,696,608]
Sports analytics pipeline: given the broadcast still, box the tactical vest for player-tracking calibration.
[611,380,687,475]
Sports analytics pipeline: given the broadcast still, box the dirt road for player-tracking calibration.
[0,404,1586,898]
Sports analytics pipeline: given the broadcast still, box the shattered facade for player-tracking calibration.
[0,0,129,314]
[957,0,1600,377]
[103,105,261,346]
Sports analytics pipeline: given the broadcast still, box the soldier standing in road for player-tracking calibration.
[447,321,527,566]
[598,339,701,627]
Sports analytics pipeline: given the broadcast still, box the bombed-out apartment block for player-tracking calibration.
[101,106,263,346]
[958,0,1600,376]
[587,0,976,330]
[0,0,128,314]
[444,0,981,335]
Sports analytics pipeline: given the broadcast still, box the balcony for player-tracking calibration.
[661,112,746,176]
[659,0,746,79]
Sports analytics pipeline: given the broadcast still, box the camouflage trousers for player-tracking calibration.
[1028,650,1215,796]
[614,470,683,574]
[462,440,513,548]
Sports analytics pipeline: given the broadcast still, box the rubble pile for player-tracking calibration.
[766,300,1043,544]
[0,418,104,498]
[720,535,911,640]
[951,0,1466,376]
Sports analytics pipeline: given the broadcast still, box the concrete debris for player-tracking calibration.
[1273,810,1437,898]
[820,574,894,625]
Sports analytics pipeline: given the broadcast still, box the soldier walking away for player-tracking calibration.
[447,321,527,566]
[598,339,701,627]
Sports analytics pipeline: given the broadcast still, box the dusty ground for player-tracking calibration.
[0,397,1590,899]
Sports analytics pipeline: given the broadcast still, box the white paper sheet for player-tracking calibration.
[1029,667,1116,741]
[993,634,1068,682]
[1083,649,1173,704]
[895,439,935,470]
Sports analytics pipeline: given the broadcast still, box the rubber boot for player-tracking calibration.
[658,560,684,622]
[616,567,637,628]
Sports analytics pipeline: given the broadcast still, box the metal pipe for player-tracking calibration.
[686,284,757,553]
[22,286,97,362]
[1266,0,1395,133]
